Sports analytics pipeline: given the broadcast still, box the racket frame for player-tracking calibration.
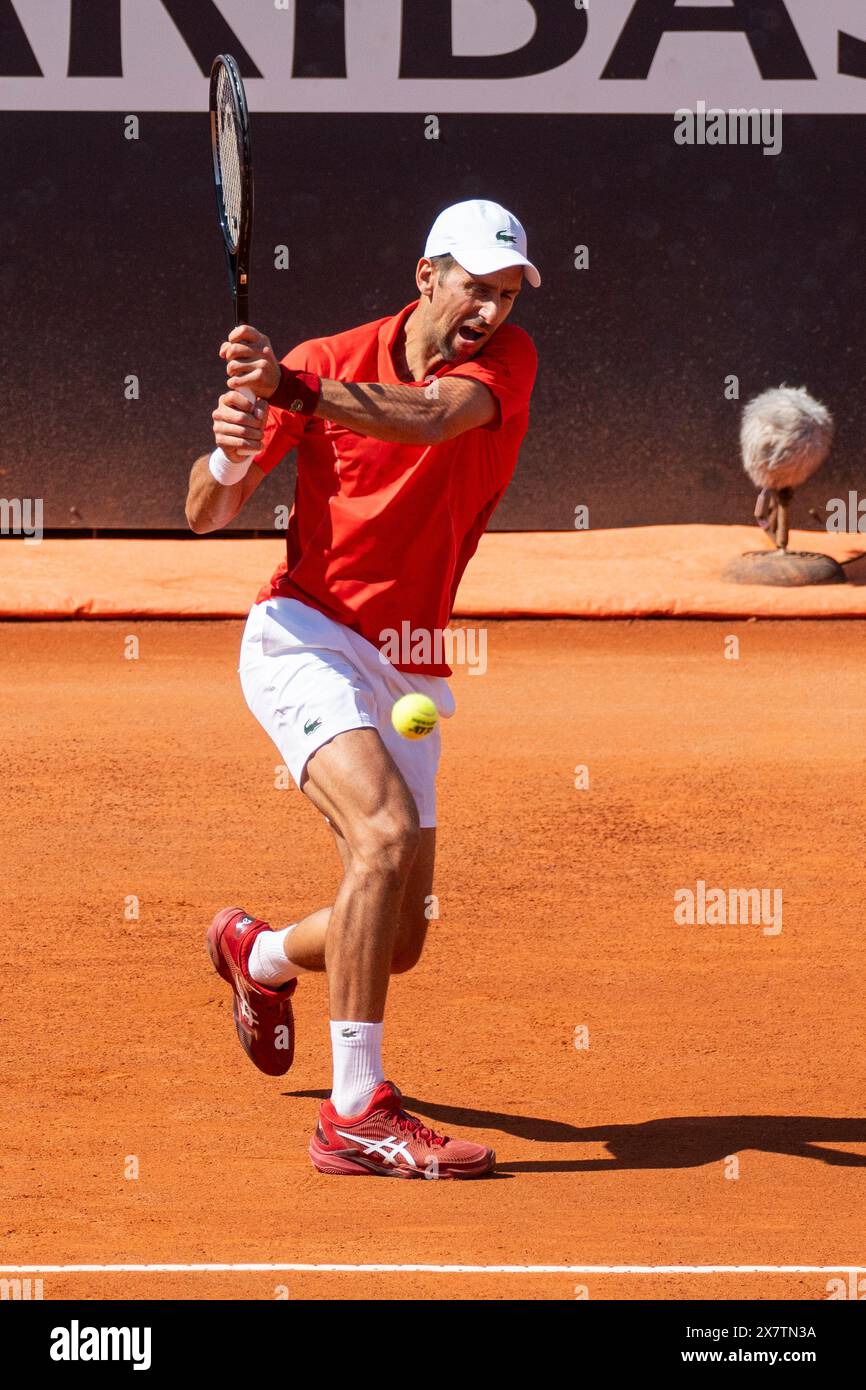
[209,52,253,327]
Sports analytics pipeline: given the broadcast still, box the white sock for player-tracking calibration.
[248,924,305,987]
[329,1021,384,1117]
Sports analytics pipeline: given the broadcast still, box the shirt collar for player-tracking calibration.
[378,300,421,384]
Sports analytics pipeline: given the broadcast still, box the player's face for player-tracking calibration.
[431,263,523,362]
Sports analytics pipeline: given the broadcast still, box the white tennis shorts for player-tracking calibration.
[237,597,455,828]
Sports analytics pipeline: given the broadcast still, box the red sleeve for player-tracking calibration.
[252,339,332,476]
[445,323,537,431]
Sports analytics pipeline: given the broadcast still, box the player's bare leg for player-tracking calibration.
[263,725,421,1122]
[298,726,421,1020]
[206,731,428,1082]
[290,726,492,1174]
[270,825,435,975]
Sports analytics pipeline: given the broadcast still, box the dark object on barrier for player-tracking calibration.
[722,549,847,586]
[724,386,847,587]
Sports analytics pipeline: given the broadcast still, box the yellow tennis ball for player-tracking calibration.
[391,693,438,740]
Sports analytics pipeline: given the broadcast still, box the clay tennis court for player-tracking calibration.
[3,615,864,1301]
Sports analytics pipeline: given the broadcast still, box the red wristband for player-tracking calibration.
[271,366,322,415]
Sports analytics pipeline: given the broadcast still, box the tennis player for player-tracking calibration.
[186,199,539,1178]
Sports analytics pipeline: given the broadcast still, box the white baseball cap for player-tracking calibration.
[424,199,541,288]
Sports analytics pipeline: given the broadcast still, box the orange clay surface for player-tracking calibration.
[2,618,865,1302]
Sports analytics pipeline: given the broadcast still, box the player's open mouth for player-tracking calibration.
[457,325,485,345]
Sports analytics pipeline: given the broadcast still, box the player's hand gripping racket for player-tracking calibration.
[209,52,257,460]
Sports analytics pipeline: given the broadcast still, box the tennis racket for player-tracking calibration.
[209,53,257,456]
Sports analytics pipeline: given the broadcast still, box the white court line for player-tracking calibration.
[0,1264,862,1274]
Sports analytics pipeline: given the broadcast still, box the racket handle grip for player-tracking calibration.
[236,384,258,462]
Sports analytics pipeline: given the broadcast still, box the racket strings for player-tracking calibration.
[215,66,244,250]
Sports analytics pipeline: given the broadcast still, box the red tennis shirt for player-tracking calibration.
[252,299,537,675]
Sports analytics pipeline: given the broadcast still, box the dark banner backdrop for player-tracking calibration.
[2,1,864,531]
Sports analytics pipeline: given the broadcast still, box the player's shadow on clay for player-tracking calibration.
[286,1093,866,1172]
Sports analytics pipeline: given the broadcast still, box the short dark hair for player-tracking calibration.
[429,252,457,282]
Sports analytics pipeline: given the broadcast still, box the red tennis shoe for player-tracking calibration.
[310,1081,495,1179]
[206,907,296,1076]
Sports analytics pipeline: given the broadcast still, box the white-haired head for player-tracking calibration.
[740,386,834,491]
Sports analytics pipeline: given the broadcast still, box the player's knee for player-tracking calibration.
[351,808,421,881]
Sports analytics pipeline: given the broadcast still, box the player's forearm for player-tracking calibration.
[313,379,440,445]
[185,454,246,534]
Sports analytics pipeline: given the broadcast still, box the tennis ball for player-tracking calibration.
[391,693,438,740]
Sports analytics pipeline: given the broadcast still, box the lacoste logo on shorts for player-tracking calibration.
[304,717,322,735]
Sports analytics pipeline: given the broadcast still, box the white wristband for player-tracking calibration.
[209,447,252,487]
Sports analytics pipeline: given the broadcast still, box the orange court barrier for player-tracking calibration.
[2,526,866,621]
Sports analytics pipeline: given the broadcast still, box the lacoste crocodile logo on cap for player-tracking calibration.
[496,230,517,243]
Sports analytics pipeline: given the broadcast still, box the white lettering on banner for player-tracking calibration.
[0,0,864,113]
